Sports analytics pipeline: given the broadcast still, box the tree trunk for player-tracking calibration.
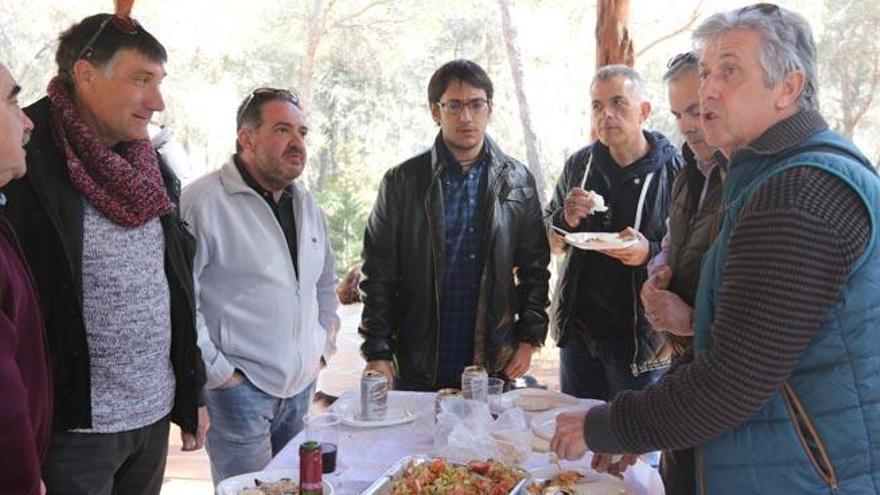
[298,0,325,115]
[596,0,634,68]
[498,0,547,203]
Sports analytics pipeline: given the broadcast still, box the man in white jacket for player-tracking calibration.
[181,88,339,484]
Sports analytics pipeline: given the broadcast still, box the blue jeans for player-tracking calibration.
[559,335,663,400]
[204,376,315,485]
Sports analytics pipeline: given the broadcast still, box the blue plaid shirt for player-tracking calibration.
[436,150,488,385]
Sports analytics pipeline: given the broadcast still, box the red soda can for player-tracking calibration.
[299,440,323,495]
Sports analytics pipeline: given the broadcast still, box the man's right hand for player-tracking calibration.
[563,187,599,228]
[365,360,394,389]
[218,369,245,389]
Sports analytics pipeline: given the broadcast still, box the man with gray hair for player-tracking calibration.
[552,4,880,494]
[545,64,682,401]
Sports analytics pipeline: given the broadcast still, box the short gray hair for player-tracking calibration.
[693,3,818,111]
[591,64,646,102]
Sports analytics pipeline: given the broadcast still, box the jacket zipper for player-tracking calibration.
[426,162,446,386]
[697,447,708,495]
[780,382,839,490]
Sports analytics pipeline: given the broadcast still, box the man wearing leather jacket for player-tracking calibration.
[358,59,550,391]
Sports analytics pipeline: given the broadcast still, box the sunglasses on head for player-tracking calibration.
[236,88,301,127]
[666,51,697,69]
[76,14,142,62]
[739,3,781,16]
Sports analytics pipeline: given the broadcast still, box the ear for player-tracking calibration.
[71,59,98,89]
[639,100,652,122]
[776,70,806,110]
[430,103,441,126]
[237,127,253,153]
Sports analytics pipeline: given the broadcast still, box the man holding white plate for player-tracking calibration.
[545,64,682,401]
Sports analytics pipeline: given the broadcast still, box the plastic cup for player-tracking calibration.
[303,412,341,473]
[487,377,505,416]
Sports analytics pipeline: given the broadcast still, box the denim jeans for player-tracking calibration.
[43,418,169,495]
[204,376,315,485]
[559,335,663,400]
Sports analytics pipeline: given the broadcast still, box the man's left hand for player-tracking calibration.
[598,228,650,266]
[550,410,588,460]
[181,406,210,451]
[504,342,533,379]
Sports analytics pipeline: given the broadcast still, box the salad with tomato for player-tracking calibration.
[390,458,526,495]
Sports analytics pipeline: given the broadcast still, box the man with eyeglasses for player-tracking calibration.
[552,4,880,494]
[359,59,550,391]
[1,14,206,495]
[0,62,50,495]
[545,65,682,403]
[181,88,339,484]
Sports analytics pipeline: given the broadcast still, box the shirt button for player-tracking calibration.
[469,199,475,204]
[468,227,475,233]
[469,254,476,259]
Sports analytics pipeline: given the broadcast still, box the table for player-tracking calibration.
[266,391,665,494]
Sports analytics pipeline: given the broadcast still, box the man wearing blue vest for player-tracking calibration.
[551,4,880,493]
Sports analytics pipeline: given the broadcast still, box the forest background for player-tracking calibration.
[2,0,878,276]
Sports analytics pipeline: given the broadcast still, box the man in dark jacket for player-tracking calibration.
[545,64,682,400]
[0,61,51,495]
[2,14,206,494]
[359,59,550,391]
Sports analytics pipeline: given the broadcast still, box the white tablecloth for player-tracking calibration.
[266,391,664,494]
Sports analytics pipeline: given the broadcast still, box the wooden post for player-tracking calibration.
[596,0,635,68]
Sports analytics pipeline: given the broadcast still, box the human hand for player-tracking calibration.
[642,267,693,337]
[218,369,245,389]
[503,342,533,379]
[181,406,210,451]
[592,453,638,479]
[550,410,588,460]
[365,360,394,389]
[598,228,650,266]
[40,480,46,495]
[563,188,600,228]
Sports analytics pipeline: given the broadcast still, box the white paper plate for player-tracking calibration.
[339,406,417,428]
[564,232,637,251]
[216,469,334,495]
[504,388,580,412]
[528,466,627,495]
[530,401,603,441]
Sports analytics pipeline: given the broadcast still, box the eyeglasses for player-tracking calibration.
[666,51,697,69]
[76,15,142,62]
[236,87,301,127]
[436,98,490,115]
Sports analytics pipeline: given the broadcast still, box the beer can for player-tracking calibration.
[360,369,388,420]
[299,441,323,495]
[434,388,462,422]
[461,365,488,403]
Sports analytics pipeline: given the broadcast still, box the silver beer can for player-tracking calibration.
[461,365,488,403]
[360,369,388,420]
[434,388,462,422]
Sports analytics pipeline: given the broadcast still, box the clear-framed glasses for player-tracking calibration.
[76,14,142,62]
[436,98,490,116]
[236,87,301,127]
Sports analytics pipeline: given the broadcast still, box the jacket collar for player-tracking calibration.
[430,132,508,177]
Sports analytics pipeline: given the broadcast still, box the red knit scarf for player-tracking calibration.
[47,77,173,228]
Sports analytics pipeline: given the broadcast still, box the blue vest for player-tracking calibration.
[692,130,880,494]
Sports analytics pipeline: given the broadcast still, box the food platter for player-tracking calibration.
[360,455,530,495]
[562,232,637,251]
[215,469,334,495]
[526,466,627,495]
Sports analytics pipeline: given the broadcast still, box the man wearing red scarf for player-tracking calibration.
[1,14,206,495]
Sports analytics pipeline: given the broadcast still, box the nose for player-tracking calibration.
[457,105,475,122]
[19,108,33,134]
[699,74,718,103]
[147,85,165,112]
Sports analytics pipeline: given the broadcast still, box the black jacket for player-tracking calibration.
[358,134,550,391]
[545,130,682,375]
[1,97,205,433]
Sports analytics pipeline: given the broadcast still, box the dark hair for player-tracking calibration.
[235,88,301,153]
[427,59,494,104]
[662,51,699,83]
[56,13,167,83]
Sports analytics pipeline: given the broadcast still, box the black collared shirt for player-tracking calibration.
[234,155,298,277]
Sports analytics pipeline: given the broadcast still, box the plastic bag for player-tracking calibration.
[433,398,531,465]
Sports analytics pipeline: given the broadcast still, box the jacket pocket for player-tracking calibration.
[780,381,839,490]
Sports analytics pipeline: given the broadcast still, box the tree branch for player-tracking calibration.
[324,0,393,34]
[636,1,702,58]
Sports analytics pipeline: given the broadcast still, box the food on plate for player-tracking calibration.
[390,458,526,495]
[236,477,299,495]
[531,433,550,453]
[526,471,627,495]
[513,389,579,412]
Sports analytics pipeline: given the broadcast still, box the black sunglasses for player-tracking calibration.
[236,87,301,127]
[666,51,697,69]
[76,15,142,62]
[739,3,781,16]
